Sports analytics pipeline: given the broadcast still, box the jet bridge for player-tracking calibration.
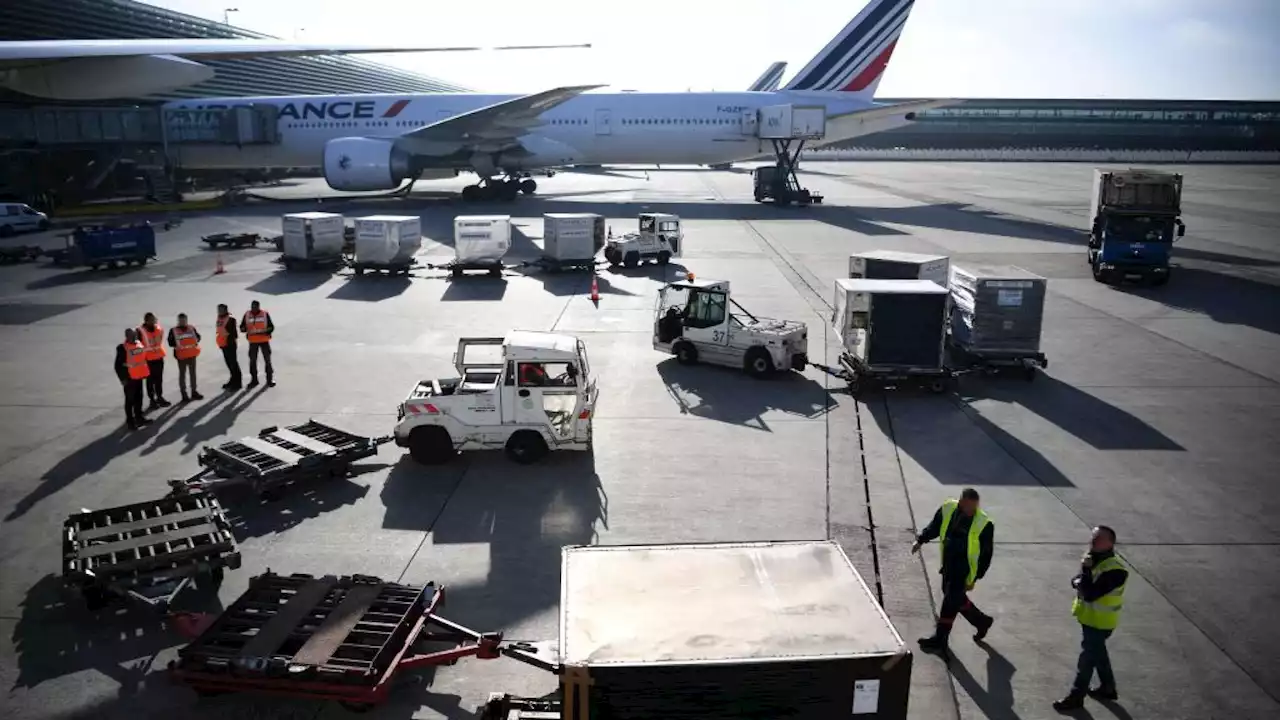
[163,105,280,146]
[752,104,827,206]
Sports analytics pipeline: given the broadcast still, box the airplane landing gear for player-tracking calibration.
[460,174,536,202]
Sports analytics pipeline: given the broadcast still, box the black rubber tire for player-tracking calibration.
[450,266,463,278]
[744,348,775,379]
[520,178,538,194]
[38,220,50,231]
[1023,366,1038,382]
[354,266,364,276]
[1149,270,1170,286]
[927,377,948,394]
[623,251,640,269]
[657,251,671,266]
[499,183,519,202]
[461,185,480,202]
[488,266,502,277]
[409,426,455,465]
[505,431,549,465]
[674,341,698,365]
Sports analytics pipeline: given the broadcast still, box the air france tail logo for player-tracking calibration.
[786,0,913,93]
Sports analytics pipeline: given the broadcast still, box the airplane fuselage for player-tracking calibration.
[165,90,868,170]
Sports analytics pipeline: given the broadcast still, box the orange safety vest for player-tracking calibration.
[215,314,230,348]
[125,341,150,380]
[243,310,271,344]
[173,325,201,360]
[138,324,166,361]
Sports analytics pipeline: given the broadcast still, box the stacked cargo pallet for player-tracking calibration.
[948,264,1048,369]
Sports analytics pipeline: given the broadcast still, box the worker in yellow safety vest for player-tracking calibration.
[911,488,995,660]
[137,312,171,410]
[1053,525,1129,711]
[240,300,275,388]
[113,328,151,430]
[167,313,204,403]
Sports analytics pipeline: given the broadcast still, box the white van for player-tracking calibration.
[0,203,50,237]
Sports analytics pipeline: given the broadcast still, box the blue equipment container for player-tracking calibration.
[50,224,157,268]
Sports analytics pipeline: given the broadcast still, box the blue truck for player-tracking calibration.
[47,223,157,269]
[1087,169,1185,286]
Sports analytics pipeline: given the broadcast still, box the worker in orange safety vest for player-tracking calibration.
[114,328,152,430]
[168,312,204,403]
[137,312,171,410]
[239,300,275,388]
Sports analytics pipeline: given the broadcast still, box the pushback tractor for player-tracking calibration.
[394,331,598,465]
[653,277,809,378]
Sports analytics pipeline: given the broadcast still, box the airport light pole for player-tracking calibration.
[223,8,239,25]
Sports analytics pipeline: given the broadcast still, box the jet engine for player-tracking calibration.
[322,137,413,191]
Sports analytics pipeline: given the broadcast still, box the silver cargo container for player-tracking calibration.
[949,264,1047,354]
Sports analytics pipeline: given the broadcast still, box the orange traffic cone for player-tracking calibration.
[214,254,226,275]
[686,271,695,282]
[590,273,600,304]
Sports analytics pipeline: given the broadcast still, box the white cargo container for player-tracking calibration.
[281,212,345,264]
[848,250,950,286]
[353,215,422,272]
[542,213,604,265]
[452,215,511,276]
[757,104,827,140]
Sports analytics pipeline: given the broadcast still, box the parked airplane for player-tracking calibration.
[0,39,587,100]
[747,62,788,93]
[166,0,944,201]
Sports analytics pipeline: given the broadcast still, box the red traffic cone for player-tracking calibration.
[214,254,226,275]
[590,273,600,304]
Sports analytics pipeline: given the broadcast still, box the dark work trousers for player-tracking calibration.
[145,359,165,402]
[248,342,273,382]
[222,344,242,387]
[176,357,198,396]
[937,575,991,638]
[1072,625,1115,691]
[123,379,144,425]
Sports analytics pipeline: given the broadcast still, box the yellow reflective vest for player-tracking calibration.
[938,499,991,586]
[1072,555,1127,630]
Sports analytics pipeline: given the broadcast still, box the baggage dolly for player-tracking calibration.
[63,490,239,611]
[169,420,393,498]
[350,258,416,276]
[201,232,261,249]
[170,571,534,712]
[949,344,1048,382]
[811,355,955,397]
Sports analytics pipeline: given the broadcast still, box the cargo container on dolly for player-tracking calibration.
[948,264,1049,380]
[350,215,422,275]
[814,278,954,395]
[539,213,606,271]
[438,215,511,277]
[281,212,345,270]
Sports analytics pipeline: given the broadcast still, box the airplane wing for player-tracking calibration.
[819,98,957,144]
[402,84,605,144]
[0,39,591,66]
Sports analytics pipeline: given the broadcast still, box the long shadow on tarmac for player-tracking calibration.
[440,275,510,302]
[655,359,834,430]
[381,451,607,637]
[4,405,182,522]
[225,470,379,540]
[1125,265,1280,336]
[949,640,1025,720]
[245,265,334,295]
[144,385,267,458]
[327,273,413,302]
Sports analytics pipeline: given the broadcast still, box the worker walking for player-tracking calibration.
[137,312,171,409]
[240,300,275,388]
[1053,526,1129,711]
[216,303,242,391]
[911,488,995,660]
[114,328,151,430]
[168,313,204,402]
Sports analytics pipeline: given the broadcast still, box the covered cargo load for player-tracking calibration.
[833,278,949,370]
[353,215,422,266]
[281,212,344,261]
[849,250,950,285]
[453,215,511,264]
[1090,169,1182,218]
[949,264,1047,354]
[542,213,605,262]
[560,541,912,720]
[757,104,827,140]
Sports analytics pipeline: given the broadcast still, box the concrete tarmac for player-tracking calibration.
[0,162,1278,719]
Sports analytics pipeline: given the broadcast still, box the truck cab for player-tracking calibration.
[393,331,597,464]
[1087,169,1186,286]
[653,278,809,378]
[604,213,682,268]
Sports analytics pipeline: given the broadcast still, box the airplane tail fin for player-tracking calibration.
[747,61,788,92]
[782,0,915,96]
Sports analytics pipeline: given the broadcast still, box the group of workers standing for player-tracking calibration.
[114,300,276,430]
[913,490,1130,712]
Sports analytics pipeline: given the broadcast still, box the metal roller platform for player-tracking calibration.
[170,420,392,497]
[63,490,239,610]
[170,571,527,711]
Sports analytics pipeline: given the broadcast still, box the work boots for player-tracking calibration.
[917,623,952,662]
[1088,686,1119,701]
[1052,690,1086,711]
[971,613,995,641]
